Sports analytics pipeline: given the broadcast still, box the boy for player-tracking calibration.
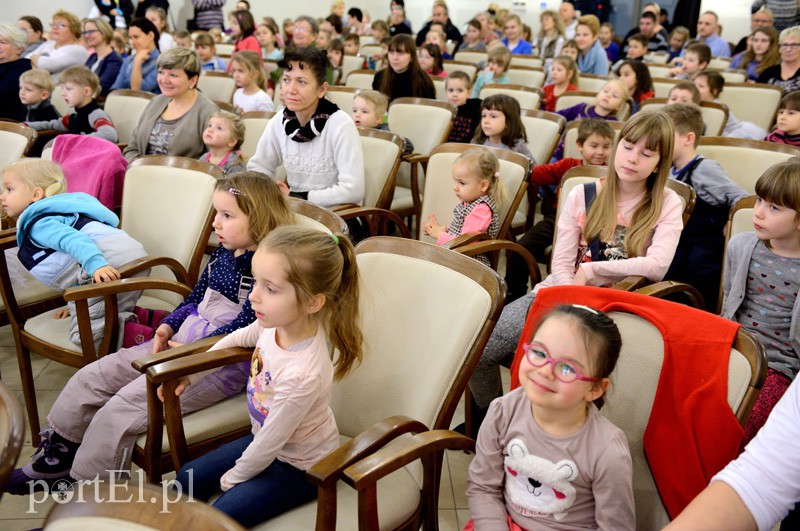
[174,30,193,49]
[666,82,701,105]
[764,92,800,146]
[26,66,117,144]
[343,33,360,55]
[446,71,482,143]
[626,33,649,61]
[195,33,226,72]
[471,46,512,98]
[668,42,710,80]
[505,119,615,302]
[351,89,414,154]
[18,69,60,123]
[661,103,748,310]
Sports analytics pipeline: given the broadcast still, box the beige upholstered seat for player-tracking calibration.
[713,69,747,83]
[359,43,382,59]
[577,73,611,93]
[345,69,376,90]
[639,98,729,136]
[214,42,234,55]
[50,87,71,116]
[325,86,359,114]
[717,82,783,131]
[562,120,624,159]
[509,54,542,68]
[651,77,680,98]
[708,56,732,69]
[0,122,36,170]
[647,64,672,79]
[197,72,236,103]
[555,91,633,120]
[341,54,365,82]
[239,111,276,160]
[104,89,156,145]
[479,83,543,110]
[454,50,487,66]
[432,76,447,102]
[506,66,546,87]
[442,59,477,80]
[644,53,669,64]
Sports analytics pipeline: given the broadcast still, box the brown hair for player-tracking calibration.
[669,81,702,104]
[576,118,614,144]
[52,10,82,39]
[355,89,389,118]
[214,172,293,243]
[661,103,704,147]
[755,158,800,214]
[420,43,445,75]
[487,45,512,71]
[378,34,434,100]
[59,66,101,98]
[83,17,114,44]
[231,50,266,90]
[685,42,711,67]
[473,94,528,147]
[577,14,600,37]
[194,32,215,49]
[552,54,579,85]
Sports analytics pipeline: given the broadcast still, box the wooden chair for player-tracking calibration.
[215,42,234,55]
[696,137,800,194]
[0,380,24,498]
[555,91,634,121]
[510,54,542,68]
[562,120,624,159]
[240,111,276,160]
[0,122,37,169]
[197,72,236,103]
[479,83,544,110]
[577,72,612,93]
[639,98,730,136]
[505,66,546,88]
[647,64,673,79]
[144,237,504,530]
[325,86,359,113]
[442,59,477,80]
[644,53,669,64]
[454,50,488,66]
[0,156,223,445]
[717,82,783,131]
[651,77,679,98]
[708,56,733,69]
[103,89,156,146]
[341,54,365,82]
[345,69,376,90]
[359,43,382,59]
[387,97,455,234]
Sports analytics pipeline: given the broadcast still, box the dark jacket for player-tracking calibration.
[415,19,463,50]
[0,58,32,121]
[86,51,123,97]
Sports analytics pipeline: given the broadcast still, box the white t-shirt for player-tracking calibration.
[233,88,274,113]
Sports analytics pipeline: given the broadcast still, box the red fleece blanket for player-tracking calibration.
[52,134,127,211]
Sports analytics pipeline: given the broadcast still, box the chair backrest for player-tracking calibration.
[286,196,348,234]
[50,86,71,116]
[387,97,455,156]
[644,53,669,64]
[709,68,747,83]
[197,72,236,103]
[651,77,679,98]
[718,195,757,312]
[104,89,157,145]
[324,86,359,114]
[341,54,365,82]
[717,82,783,131]
[359,43,382,58]
[214,100,236,113]
[577,73,612,93]
[432,76,447,102]
[697,137,800,194]
[0,122,36,168]
[521,109,565,167]
[358,34,372,46]
[510,54,542,68]
[639,98,730,137]
[708,56,732,69]
[454,50,488,66]
[358,127,405,209]
[647,64,672,79]
[345,69,376,90]
[506,66,546,87]
[418,143,530,244]
[442,60,477,80]
[562,120,625,159]
[240,111,276,160]
[479,83,543,110]
[0,380,24,497]
[215,42,234,55]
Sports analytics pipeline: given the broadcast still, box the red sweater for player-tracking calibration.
[227,35,262,72]
[541,83,578,113]
[509,286,744,519]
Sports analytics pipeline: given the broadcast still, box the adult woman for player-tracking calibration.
[389,4,412,36]
[110,17,160,93]
[83,18,122,97]
[575,14,609,75]
[122,48,217,162]
[17,16,44,58]
[757,25,800,92]
[502,14,533,55]
[731,26,780,81]
[372,34,435,101]
[248,47,364,208]
[0,23,32,121]
[28,10,88,79]
[537,10,566,62]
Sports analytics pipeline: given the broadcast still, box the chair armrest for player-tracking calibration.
[402,153,429,165]
[145,345,252,384]
[0,231,18,250]
[611,275,649,291]
[457,240,542,286]
[442,232,491,250]
[131,336,225,372]
[635,281,705,309]
[336,207,411,238]
[62,277,192,302]
[329,203,360,212]
[117,256,190,283]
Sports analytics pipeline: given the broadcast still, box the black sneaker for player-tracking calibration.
[5,428,79,495]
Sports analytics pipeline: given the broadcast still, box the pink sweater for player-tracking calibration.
[437,202,493,245]
[535,181,683,293]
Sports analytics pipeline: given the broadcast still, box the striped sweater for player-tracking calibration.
[26,100,117,144]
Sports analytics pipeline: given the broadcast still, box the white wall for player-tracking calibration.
[700,0,751,45]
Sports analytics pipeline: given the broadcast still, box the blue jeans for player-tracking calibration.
[175,434,318,527]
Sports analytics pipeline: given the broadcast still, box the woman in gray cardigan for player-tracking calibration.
[123,47,218,162]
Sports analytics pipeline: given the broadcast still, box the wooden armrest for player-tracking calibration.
[342,429,474,489]
[442,232,490,250]
[116,143,128,151]
[0,231,19,250]
[457,240,542,286]
[336,207,411,238]
[635,280,705,308]
[329,203,360,212]
[0,227,17,239]
[611,275,649,291]
[402,153,429,165]
[62,277,192,302]
[116,255,189,282]
[131,336,224,372]
[145,346,252,384]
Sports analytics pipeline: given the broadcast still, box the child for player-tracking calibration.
[351,89,414,154]
[473,94,536,165]
[668,26,690,61]
[666,81,700,105]
[600,22,619,62]
[616,59,654,112]
[327,39,344,85]
[661,104,748,311]
[694,71,767,139]
[561,39,580,62]
[668,42,710,80]
[343,33,360,55]
[18,69,59,122]
[471,46,512,98]
[173,226,363,528]
[316,28,332,50]
[174,30,192,49]
[426,25,453,59]
[625,33,649,62]
[209,27,224,44]
[460,19,488,52]
[195,32,227,71]
[256,21,283,61]
[557,79,628,122]
[231,50,274,113]
[0,159,146,349]
[371,19,389,44]
[446,71,483,143]
[111,34,128,57]
[542,54,579,112]
[423,147,507,264]
[145,6,175,51]
[200,111,247,174]
[722,160,800,446]
[765,92,800,146]
[467,304,634,529]
[5,174,294,494]
[25,66,117,143]
[419,43,447,78]
[227,9,261,73]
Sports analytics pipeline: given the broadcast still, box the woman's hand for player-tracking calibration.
[152,323,175,354]
[29,54,40,67]
[133,47,151,64]
[572,267,588,286]
[93,265,121,282]
[423,214,445,238]
[157,376,191,402]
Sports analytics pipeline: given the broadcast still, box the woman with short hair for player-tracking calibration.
[0,23,32,121]
[28,10,88,79]
[83,18,122,97]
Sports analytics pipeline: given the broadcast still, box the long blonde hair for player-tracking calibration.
[583,112,674,257]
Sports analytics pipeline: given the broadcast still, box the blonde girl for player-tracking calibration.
[230,50,273,113]
[174,226,363,528]
[557,79,628,121]
[424,147,507,259]
[0,159,147,348]
[144,6,175,51]
[5,173,294,494]
[542,54,579,112]
[200,111,247,173]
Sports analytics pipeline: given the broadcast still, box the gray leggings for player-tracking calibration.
[468,291,537,408]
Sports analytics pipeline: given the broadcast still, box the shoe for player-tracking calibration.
[5,427,79,495]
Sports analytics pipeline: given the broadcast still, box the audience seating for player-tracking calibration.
[651,77,680,98]
[341,54,365,82]
[103,89,156,146]
[710,68,747,83]
[717,82,783,131]
[0,122,37,169]
[359,43,382,59]
[639,98,729,136]
[197,72,237,103]
[577,72,612,93]
[324,86,359,114]
[345,69,376,90]
[214,43,234,55]
[505,66,546,87]
[644,53,669,64]
[240,111,276,160]
[509,54,542,69]
[442,59,477,81]
[432,76,447,102]
[50,88,71,116]
[454,50,487,66]
[479,83,543,110]
[647,64,672,79]
[0,380,24,499]
[708,56,732,69]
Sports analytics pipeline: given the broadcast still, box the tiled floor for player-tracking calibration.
[0,323,511,530]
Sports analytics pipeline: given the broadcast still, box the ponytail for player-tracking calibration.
[327,233,362,379]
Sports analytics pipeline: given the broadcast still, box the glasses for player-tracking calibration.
[780,43,800,49]
[82,29,99,36]
[50,22,67,29]
[523,342,600,383]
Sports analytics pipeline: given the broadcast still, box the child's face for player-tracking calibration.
[617,64,637,93]
[446,78,469,106]
[578,133,612,166]
[752,196,800,246]
[519,316,605,415]
[372,27,386,42]
[692,76,714,102]
[256,25,275,48]
[466,25,481,43]
[212,189,255,251]
[669,33,686,50]
[352,96,382,128]
[452,161,489,203]
[145,11,165,31]
[682,51,704,76]
[599,26,612,45]
[562,45,579,61]
[426,32,444,48]
[777,108,800,135]
[229,16,242,38]
[230,61,253,88]
[504,19,521,41]
[61,82,92,107]
[488,59,505,77]
[316,32,331,49]
[344,40,359,54]
[249,250,312,331]
[327,48,343,66]
[0,172,40,219]
[615,136,661,186]
[19,82,47,105]
[196,45,214,62]
[418,49,434,71]
[481,107,507,140]
[203,116,237,150]
[596,82,624,113]
[751,31,771,56]
[175,36,192,49]
[667,88,695,104]
[551,62,568,84]
[626,40,646,59]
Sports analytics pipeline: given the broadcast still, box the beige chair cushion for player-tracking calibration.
[696,143,797,194]
[104,92,154,145]
[345,71,375,90]
[197,73,236,103]
[24,308,78,352]
[0,130,32,169]
[1,249,61,312]
[479,86,541,110]
[240,115,273,160]
[577,75,611,93]
[46,518,157,531]
[522,115,562,167]
[639,101,728,136]
[652,78,679,98]
[454,50,488,66]
[730,207,754,238]
[215,43,234,55]
[647,64,672,78]
[359,44,382,58]
[324,88,358,115]
[341,55,365,81]
[506,68,545,88]
[361,134,402,208]
[433,77,447,102]
[51,88,72,116]
[718,84,783,131]
[509,56,542,69]
[442,62,477,80]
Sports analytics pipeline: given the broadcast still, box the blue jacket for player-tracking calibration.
[111,48,161,93]
[578,40,609,76]
[86,51,123,96]
[501,38,534,55]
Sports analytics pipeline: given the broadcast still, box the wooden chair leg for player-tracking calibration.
[15,342,41,446]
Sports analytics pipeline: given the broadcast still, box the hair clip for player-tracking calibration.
[331,234,340,245]
[494,171,501,178]
[571,304,600,315]
[228,187,244,196]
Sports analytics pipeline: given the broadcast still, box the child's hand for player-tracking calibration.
[276,181,290,196]
[572,267,588,286]
[157,376,191,402]
[668,57,683,66]
[152,323,175,354]
[667,66,684,77]
[93,265,121,283]
[53,308,70,319]
[423,214,446,238]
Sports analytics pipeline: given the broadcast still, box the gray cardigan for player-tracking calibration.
[123,92,218,162]
[722,232,800,373]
